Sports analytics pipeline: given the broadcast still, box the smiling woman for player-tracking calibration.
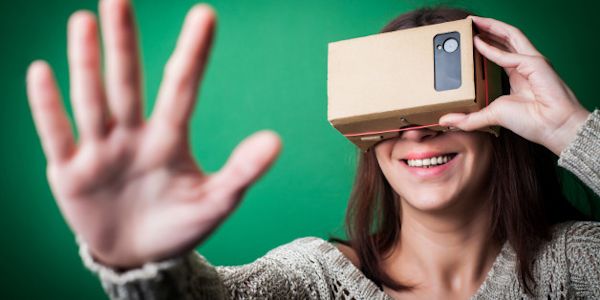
[341,122,590,297]
[24,0,600,299]
[329,8,598,299]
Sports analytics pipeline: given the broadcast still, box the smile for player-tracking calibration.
[403,153,457,168]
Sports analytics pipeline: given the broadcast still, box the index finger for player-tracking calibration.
[469,15,541,57]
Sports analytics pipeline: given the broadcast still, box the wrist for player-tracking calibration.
[76,236,150,271]
[546,107,590,156]
[78,236,186,285]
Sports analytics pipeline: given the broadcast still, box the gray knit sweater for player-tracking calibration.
[81,110,600,299]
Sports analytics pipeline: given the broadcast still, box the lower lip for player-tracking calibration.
[401,155,459,178]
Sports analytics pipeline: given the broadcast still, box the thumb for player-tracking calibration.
[439,100,505,131]
[216,130,282,194]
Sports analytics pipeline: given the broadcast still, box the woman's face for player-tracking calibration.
[375,129,493,213]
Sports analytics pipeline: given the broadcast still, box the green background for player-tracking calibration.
[1,0,598,298]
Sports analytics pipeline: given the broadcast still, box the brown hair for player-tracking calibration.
[329,6,589,295]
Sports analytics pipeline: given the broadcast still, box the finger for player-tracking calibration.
[475,36,525,80]
[439,96,516,130]
[474,36,551,79]
[68,11,109,140]
[26,61,76,163]
[99,0,143,127]
[474,35,524,69]
[478,32,513,53]
[214,131,282,195]
[153,4,215,129]
[469,15,541,56]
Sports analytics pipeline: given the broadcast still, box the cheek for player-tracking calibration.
[473,139,493,173]
[374,141,395,168]
[376,156,397,186]
[461,138,494,193]
[374,144,403,192]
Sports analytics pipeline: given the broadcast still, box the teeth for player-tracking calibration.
[406,155,454,168]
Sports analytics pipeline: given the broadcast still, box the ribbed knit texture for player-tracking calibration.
[81,109,600,299]
[558,109,600,195]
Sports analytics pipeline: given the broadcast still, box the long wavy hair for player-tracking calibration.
[329,7,589,295]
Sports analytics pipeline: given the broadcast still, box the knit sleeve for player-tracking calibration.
[80,237,331,300]
[558,109,600,196]
[565,221,600,298]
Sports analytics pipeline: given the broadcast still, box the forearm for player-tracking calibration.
[79,237,328,300]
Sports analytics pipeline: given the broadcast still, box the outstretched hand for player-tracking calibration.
[26,0,281,268]
[440,15,590,155]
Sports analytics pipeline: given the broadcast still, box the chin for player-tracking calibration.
[400,186,461,212]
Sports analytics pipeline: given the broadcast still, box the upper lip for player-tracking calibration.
[402,151,456,160]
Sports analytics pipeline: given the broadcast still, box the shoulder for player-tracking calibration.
[268,237,384,299]
[537,221,600,278]
[263,237,358,266]
[213,237,337,275]
[256,237,343,267]
[260,237,363,279]
[276,237,361,267]
[553,221,600,297]
[255,237,369,289]
[263,236,331,257]
[556,221,600,261]
[538,221,600,255]
[550,221,600,246]
[563,220,600,239]
[333,242,361,269]
[528,221,600,274]
[212,237,364,299]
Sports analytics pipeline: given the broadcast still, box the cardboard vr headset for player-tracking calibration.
[327,18,505,151]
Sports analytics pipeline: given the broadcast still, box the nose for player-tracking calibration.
[400,128,440,142]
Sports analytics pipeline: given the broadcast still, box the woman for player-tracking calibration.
[25,0,599,299]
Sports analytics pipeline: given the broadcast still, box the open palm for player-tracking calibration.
[26,0,280,268]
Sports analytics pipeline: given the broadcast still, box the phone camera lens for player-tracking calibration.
[443,38,459,53]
